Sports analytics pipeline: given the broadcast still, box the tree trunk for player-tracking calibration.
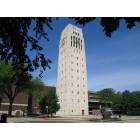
[8,99,14,117]
[0,97,2,108]
[27,94,33,115]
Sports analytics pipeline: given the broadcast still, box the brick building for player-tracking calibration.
[0,86,54,116]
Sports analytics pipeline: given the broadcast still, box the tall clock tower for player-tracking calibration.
[56,24,88,116]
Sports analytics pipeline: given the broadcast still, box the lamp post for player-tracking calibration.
[46,105,48,114]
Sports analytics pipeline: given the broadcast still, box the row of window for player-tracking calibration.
[61,34,81,48]
[60,99,86,103]
[71,90,85,94]
[60,53,84,61]
[59,91,86,95]
[61,68,84,74]
[71,36,82,49]
[71,62,84,68]
[73,31,79,36]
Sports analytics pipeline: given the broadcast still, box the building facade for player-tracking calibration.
[56,24,88,116]
[88,91,112,115]
[0,86,54,116]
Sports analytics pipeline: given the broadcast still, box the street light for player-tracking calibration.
[46,105,48,114]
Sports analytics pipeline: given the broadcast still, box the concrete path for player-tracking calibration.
[7,115,140,123]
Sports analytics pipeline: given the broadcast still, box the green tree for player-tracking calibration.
[96,88,122,111]
[40,88,60,116]
[121,90,131,114]
[0,61,30,116]
[97,88,115,102]
[111,92,122,111]
[121,90,140,115]
[25,78,44,115]
[39,95,48,114]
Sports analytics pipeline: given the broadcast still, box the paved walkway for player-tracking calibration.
[7,115,140,123]
[7,115,94,123]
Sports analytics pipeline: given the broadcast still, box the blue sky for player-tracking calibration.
[32,18,140,92]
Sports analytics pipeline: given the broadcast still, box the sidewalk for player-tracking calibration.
[6,115,140,123]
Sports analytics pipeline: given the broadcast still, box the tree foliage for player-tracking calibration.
[1,17,140,77]
[71,17,140,37]
[39,87,60,116]
[121,90,140,115]
[0,61,31,116]
[96,88,140,115]
[25,78,44,115]
[0,18,53,77]
[96,88,115,102]
[39,95,48,114]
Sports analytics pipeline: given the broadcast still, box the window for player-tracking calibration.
[78,99,79,102]
[77,63,78,66]
[78,38,80,48]
[77,70,79,73]
[62,38,65,46]
[71,36,72,47]
[72,110,73,112]
[77,91,79,94]
[71,83,73,86]
[73,36,75,47]
[76,37,77,48]
[72,90,73,93]
[77,57,78,60]
[77,84,79,87]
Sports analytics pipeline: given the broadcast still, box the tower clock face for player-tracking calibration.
[61,38,65,47]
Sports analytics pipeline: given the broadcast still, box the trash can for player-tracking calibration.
[1,114,7,123]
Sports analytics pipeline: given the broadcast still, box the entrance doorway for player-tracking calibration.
[81,109,85,115]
